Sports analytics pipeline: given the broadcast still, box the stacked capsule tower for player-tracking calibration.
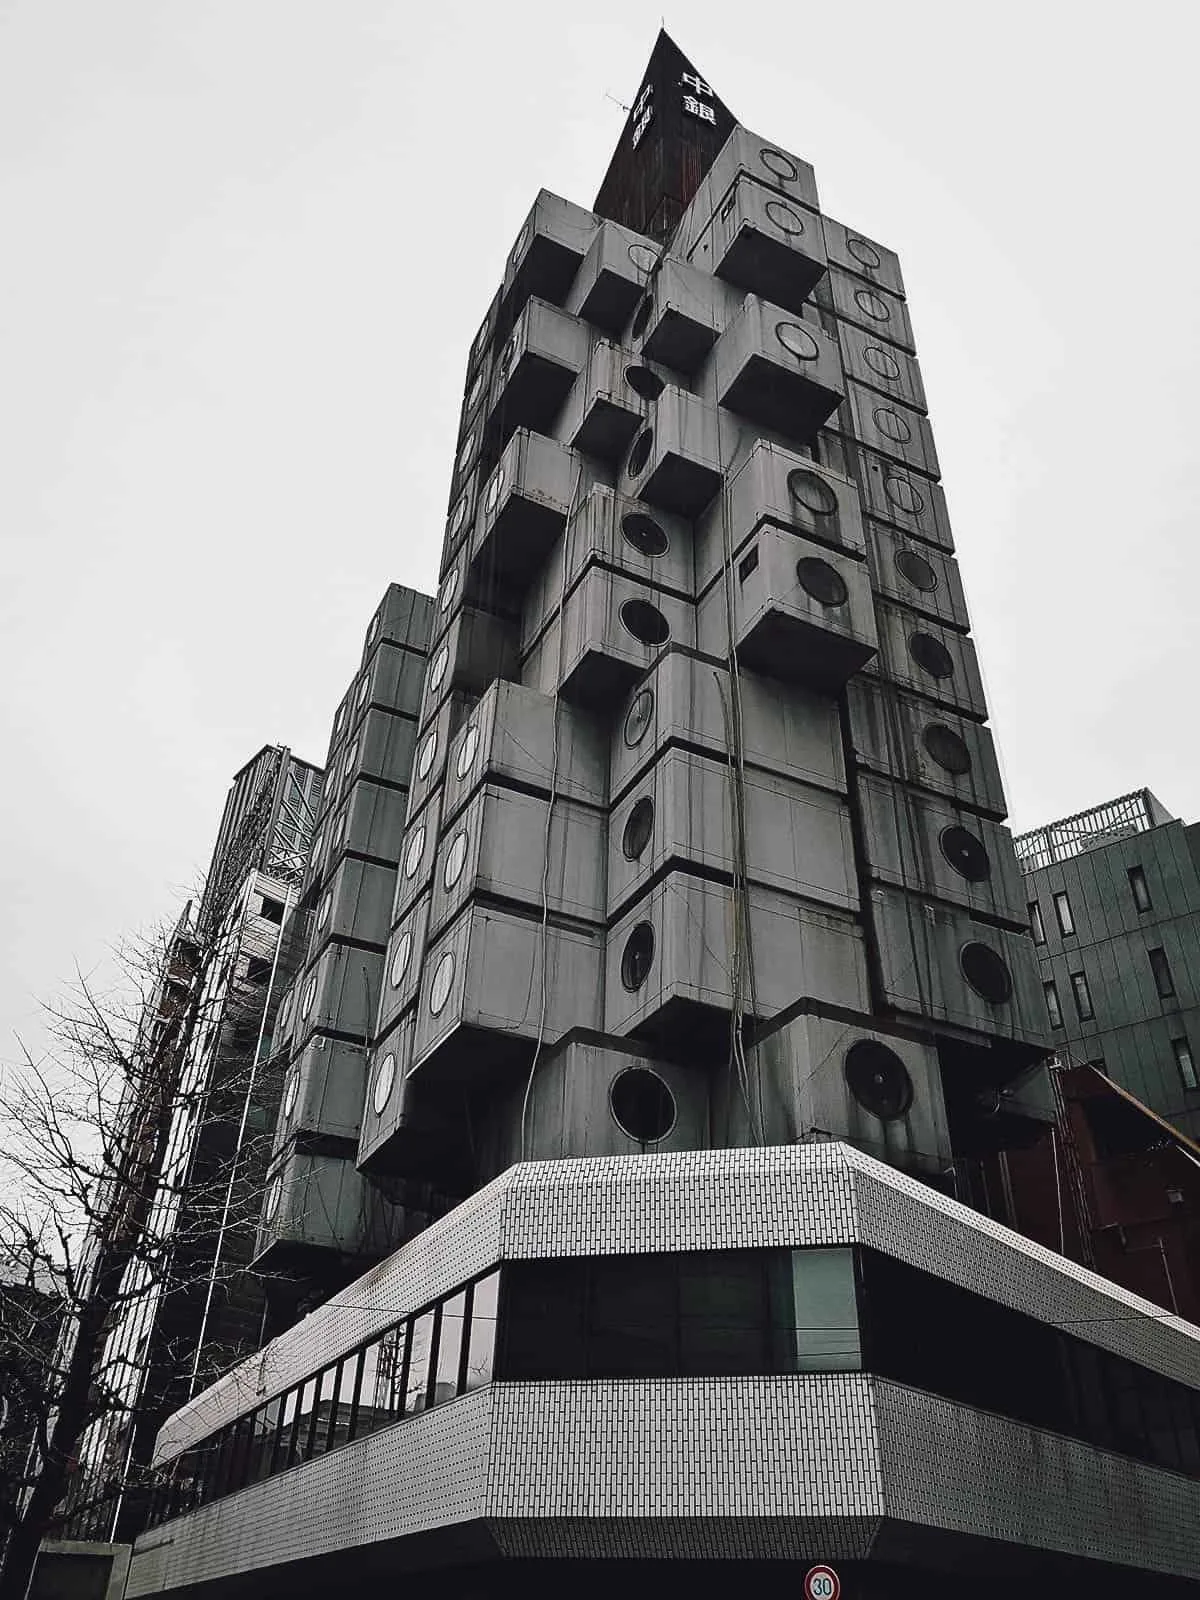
[357,35,1050,1205]
[255,585,433,1284]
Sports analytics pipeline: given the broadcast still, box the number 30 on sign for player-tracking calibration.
[804,1566,841,1600]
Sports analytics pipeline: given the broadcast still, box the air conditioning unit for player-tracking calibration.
[484,1036,712,1173]
[255,1149,402,1270]
[619,388,724,518]
[867,601,986,719]
[864,521,968,632]
[429,783,606,941]
[836,319,926,413]
[487,297,590,449]
[377,895,429,1039]
[853,773,1029,929]
[627,257,741,375]
[274,1035,367,1150]
[856,445,954,550]
[442,678,608,826]
[418,608,517,733]
[741,1012,951,1176]
[608,747,857,921]
[697,525,877,690]
[689,175,827,314]
[291,942,383,1051]
[610,649,846,806]
[821,215,906,298]
[866,886,1048,1046]
[826,265,915,353]
[704,296,843,444]
[410,902,605,1084]
[846,679,1007,820]
[695,440,865,599]
[467,428,582,598]
[559,339,672,464]
[832,381,939,480]
[308,857,395,962]
[392,790,442,929]
[605,873,869,1044]
[501,189,598,322]
[523,486,693,649]
[360,584,436,670]
[676,127,819,259]
[522,565,695,707]
[566,219,661,336]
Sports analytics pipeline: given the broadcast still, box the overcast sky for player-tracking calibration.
[2,0,1198,1066]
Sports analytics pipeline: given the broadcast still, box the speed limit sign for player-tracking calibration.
[804,1565,841,1600]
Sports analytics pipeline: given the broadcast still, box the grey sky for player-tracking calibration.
[2,0,1197,1065]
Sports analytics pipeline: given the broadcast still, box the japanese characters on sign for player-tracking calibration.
[630,81,654,149]
[680,70,716,124]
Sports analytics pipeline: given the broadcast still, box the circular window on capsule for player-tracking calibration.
[439,567,459,614]
[389,930,413,989]
[775,321,820,361]
[456,724,481,780]
[448,496,469,541]
[403,824,426,880]
[864,345,901,382]
[332,809,347,849]
[264,1175,282,1222]
[960,942,1013,1005]
[848,237,883,270]
[456,432,476,474]
[342,741,359,785]
[627,429,654,477]
[939,824,991,883]
[620,922,655,991]
[844,1040,914,1121]
[357,667,371,704]
[620,599,671,647]
[624,364,664,401]
[873,406,913,444]
[300,973,317,1020]
[908,631,955,680]
[631,293,654,341]
[854,288,891,323]
[760,147,799,182]
[623,689,654,748]
[628,243,660,273]
[465,370,485,412]
[787,468,838,518]
[883,475,925,516]
[282,1068,299,1122]
[610,1066,676,1143]
[765,199,806,235]
[372,1052,397,1117]
[429,641,450,694]
[443,831,469,891]
[622,796,654,861]
[621,512,669,558]
[795,557,849,608]
[429,951,456,1016]
[923,723,972,775]
[316,890,332,931]
[894,547,939,592]
[417,728,438,781]
[484,466,506,515]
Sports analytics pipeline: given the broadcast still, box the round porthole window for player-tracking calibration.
[456,724,480,780]
[317,890,332,931]
[282,1068,299,1122]
[623,689,654,748]
[301,973,317,1019]
[883,475,925,515]
[439,567,459,614]
[620,599,671,647]
[848,237,883,270]
[610,1066,676,1143]
[366,613,380,644]
[264,1175,282,1222]
[497,333,519,377]
[332,809,347,848]
[484,466,505,515]
[760,147,799,181]
[908,632,955,680]
[775,321,820,361]
[631,293,654,341]
[465,370,484,412]
[627,428,654,477]
[960,942,1013,1005]
[874,406,912,444]
[624,364,664,401]
[854,288,891,323]
[787,468,838,518]
[939,824,991,883]
[278,989,293,1030]
[389,930,413,989]
[403,825,426,880]
[333,704,346,736]
[456,431,476,473]
[372,1052,397,1117]
[310,830,325,870]
[628,243,660,273]
[765,199,806,235]
[844,1040,914,1121]
[620,922,655,991]
[443,831,469,891]
[864,346,902,383]
[429,642,450,694]
[342,741,358,784]
[448,496,468,541]
[356,673,370,708]
[622,796,654,860]
[621,512,669,558]
[795,557,849,607]
[923,723,972,776]
[429,951,456,1016]
[511,222,531,265]
[417,728,438,781]
[894,548,938,592]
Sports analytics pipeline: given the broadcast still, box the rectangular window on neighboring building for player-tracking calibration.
[1044,981,1063,1029]
[1149,946,1176,999]
[1029,900,1046,945]
[1053,890,1075,937]
[1173,1036,1199,1092]
[1070,971,1094,1022]
[1128,866,1152,913]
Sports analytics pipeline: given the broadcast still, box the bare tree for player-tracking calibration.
[0,896,289,1600]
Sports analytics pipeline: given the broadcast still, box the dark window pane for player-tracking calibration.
[405,1310,436,1414]
[679,1251,767,1375]
[434,1291,467,1405]
[464,1270,499,1392]
[587,1255,677,1378]
[1173,1036,1198,1092]
[1044,981,1063,1029]
[1029,901,1046,944]
[1150,946,1176,998]
[1070,971,1094,1022]
[1128,866,1152,913]
[500,1259,588,1380]
[1053,891,1075,936]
